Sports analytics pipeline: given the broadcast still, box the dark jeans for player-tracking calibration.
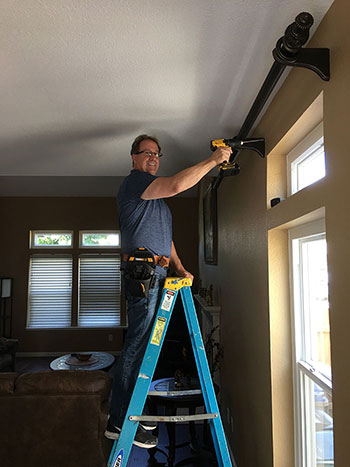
[109,274,164,427]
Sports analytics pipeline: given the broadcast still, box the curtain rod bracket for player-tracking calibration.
[273,44,330,81]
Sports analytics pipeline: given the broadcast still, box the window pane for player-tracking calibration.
[301,237,331,375]
[296,146,326,192]
[81,232,120,247]
[33,232,72,247]
[78,255,121,327]
[302,374,334,466]
[27,256,72,328]
[290,220,333,467]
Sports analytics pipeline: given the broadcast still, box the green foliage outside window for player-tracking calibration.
[35,234,71,246]
[83,234,108,245]
[82,233,119,247]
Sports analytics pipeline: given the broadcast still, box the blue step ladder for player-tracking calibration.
[107,277,232,467]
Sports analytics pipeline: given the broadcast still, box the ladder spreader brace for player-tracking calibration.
[107,277,232,467]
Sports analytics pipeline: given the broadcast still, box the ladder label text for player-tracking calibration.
[151,317,167,346]
[161,290,175,311]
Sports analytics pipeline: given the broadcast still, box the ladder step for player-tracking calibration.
[148,388,202,397]
[129,413,218,423]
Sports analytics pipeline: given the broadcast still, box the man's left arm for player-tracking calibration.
[170,241,194,282]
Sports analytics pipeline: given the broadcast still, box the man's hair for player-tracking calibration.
[130,134,161,155]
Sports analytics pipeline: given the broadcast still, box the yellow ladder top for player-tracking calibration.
[164,277,192,291]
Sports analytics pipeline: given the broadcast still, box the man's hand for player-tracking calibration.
[175,267,194,283]
[209,147,232,166]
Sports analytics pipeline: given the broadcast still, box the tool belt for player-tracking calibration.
[123,248,159,298]
[122,253,170,268]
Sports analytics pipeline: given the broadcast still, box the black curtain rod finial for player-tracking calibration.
[295,12,314,30]
[276,12,313,60]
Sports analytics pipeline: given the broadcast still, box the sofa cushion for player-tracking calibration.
[0,394,106,467]
[0,372,16,394]
[16,370,111,401]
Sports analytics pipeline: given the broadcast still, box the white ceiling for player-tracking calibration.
[0,0,333,196]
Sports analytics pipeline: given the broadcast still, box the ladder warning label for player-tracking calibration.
[161,290,175,311]
[151,317,167,346]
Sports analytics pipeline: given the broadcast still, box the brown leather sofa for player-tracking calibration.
[0,370,112,467]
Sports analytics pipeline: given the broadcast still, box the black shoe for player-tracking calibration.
[139,419,157,431]
[104,423,158,449]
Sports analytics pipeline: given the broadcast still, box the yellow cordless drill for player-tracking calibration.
[210,136,265,176]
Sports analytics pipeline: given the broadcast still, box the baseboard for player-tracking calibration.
[16,351,121,357]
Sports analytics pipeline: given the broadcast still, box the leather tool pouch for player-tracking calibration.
[124,248,156,298]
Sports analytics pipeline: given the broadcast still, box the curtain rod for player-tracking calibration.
[211,11,330,191]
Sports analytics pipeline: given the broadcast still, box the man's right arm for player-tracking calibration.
[141,147,231,200]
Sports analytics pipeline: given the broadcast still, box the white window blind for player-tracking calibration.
[27,255,72,328]
[78,255,121,327]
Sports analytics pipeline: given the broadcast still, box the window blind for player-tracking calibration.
[27,255,72,328]
[78,255,121,327]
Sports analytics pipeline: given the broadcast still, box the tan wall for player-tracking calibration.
[0,196,198,354]
[198,0,349,465]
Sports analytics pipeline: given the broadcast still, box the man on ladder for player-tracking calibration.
[105,134,231,449]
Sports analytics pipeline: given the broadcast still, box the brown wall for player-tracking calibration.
[198,0,349,465]
[0,196,198,354]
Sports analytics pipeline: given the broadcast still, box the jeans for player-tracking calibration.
[109,273,165,427]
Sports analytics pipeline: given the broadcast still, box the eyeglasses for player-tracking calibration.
[134,151,163,158]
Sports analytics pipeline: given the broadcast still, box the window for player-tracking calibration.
[78,255,121,327]
[27,255,73,328]
[30,231,73,248]
[287,123,325,195]
[27,230,121,328]
[289,220,333,466]
[79,231,120,248]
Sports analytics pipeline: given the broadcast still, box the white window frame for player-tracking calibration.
[289,218,333,466]
[287,122,325,196]
[79,230,121,248]
[30,230,73,249]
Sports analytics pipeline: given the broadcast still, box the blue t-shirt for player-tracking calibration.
[117,170,172,273]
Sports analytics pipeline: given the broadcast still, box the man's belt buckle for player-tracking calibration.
[157,256,169,268]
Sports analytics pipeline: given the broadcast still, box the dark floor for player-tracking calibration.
[13,356,219,466]
[104,424,218,466]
